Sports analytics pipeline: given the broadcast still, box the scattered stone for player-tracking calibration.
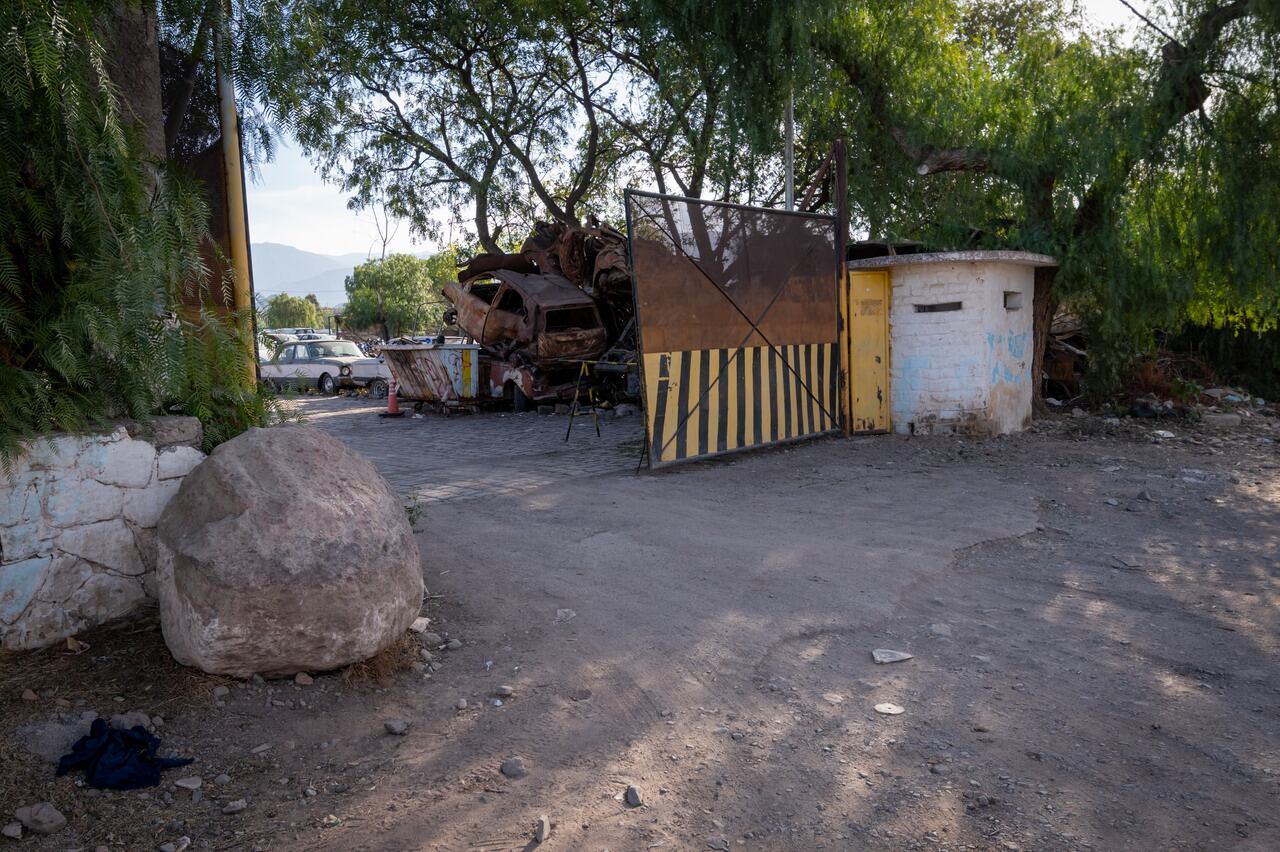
[872,649,913,664]
[14,802,66,835]
[446,638,463,650]
[1137,489,1155,502]
[490,698,504,707]
[1,823,21,840]
[157,837,190,852]
[535,815,551,843]
[1202,412,1242,428]
[212,685,230,699]
[213,773,231,785]
[294,672,313,686]
[151,715,164,727]
[930,764,950,775]
[155,425,424,677]
[109,710,152,731]
[1104,497,1120,506]
[455,698,468,710]
[222,799,247,815]
[624,784,644,807]
[1153,429,1176,439]
[494,685,515,698]
[409,617,430,634]
[250,743,272,754]
[500,757,527,779]
[554,608,577,623]
[384,719,410,736]
[822,693,845,705]
[422,632,444,646]
[874,703,905,716]
[174,776,202,791]
[21,689,37,702]
[321,814,342,828]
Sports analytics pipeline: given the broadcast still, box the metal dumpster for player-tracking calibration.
[379,342,482,412]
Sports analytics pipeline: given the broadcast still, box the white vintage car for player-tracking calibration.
[259,339,390,395]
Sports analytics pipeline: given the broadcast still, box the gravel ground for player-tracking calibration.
[2,409,1277,851]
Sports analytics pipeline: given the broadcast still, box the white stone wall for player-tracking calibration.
[0,421,204,650]
[885,260,1035,436]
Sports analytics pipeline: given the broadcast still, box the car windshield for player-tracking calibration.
[307,341,362,358]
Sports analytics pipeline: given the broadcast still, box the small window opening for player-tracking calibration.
[1003,291,1023,310]
[544,307,600,332]
[495,288,526,315]
[914,301,962,313]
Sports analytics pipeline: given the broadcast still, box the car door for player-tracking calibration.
[295,343,325,388]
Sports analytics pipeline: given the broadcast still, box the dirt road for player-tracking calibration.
[3,413,1278,851]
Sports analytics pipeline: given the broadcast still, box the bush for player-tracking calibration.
[0,1,277,464]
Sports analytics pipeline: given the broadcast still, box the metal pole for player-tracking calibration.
[784,91,795,211]
[215,10,257,386]
[834,138,850,436]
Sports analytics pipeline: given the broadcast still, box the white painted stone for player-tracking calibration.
[80,435,157,488]
[55,519,142,576]
[1,424,202,650]
[45,479,124,528]
[157,446,205,480]
[0,556,50,626]
[122,477,182,527]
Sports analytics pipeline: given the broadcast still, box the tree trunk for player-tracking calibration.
[102,1,165,160]
[1031,265,1058,417]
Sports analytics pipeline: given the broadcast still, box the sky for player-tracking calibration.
[243,0,1146,259]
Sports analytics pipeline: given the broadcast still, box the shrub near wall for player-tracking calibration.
[0,418,204,650]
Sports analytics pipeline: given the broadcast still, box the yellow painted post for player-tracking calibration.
[216,11,257,386]
[847,270,891,432]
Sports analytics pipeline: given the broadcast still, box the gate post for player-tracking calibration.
[834,138,851,436]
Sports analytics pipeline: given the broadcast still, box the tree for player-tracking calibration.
[344,254,443,339]
[644,0,1280,394]
[0,0,275,461]
[263,293,321,329]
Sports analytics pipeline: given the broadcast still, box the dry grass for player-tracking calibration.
[0,609,226,815]
[341,631,419,684]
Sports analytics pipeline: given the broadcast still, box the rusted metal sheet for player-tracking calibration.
[380,342,481,406]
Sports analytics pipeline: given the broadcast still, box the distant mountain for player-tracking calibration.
[250,242,435,307]
[250,242,371,305]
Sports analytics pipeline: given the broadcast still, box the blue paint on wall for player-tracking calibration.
[0,555,49,623]
[1007,332,1029,359]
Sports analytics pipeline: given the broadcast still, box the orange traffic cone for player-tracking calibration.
[380,376,405,418]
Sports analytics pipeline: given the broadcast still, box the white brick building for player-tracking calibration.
[846,251,1056,436]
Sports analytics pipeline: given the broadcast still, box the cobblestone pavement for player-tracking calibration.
[293,395,645,503]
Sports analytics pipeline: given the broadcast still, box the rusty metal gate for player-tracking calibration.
[625,191,841,468]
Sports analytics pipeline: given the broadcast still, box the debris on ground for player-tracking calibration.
[56,718,193,789]
[500,757,527,779]
[535,814,552,843]
[874,703,905,716]
[384,719,410,736]
[624,784,644,807]
[872,649,914,664]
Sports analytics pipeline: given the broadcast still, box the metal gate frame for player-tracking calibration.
[624,190,843,468]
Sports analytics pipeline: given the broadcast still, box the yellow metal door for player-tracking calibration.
[847,270,890,432]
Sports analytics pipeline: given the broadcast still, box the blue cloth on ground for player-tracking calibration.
[56,718,193,789]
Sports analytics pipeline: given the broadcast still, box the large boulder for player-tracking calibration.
[155,425,423,676]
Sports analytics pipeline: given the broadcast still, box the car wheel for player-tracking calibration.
[368,378,389,399]
[319,373,337,395]
[510,382,533,413]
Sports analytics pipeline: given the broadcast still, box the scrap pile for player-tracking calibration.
[455,219,634,343]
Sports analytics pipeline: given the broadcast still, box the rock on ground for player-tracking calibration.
[154,426,424,677]
[14,802,66,835]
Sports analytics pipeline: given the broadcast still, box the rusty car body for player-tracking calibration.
[442,269,609,407]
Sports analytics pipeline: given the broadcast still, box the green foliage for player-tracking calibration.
[0,0,277,462]
[262,292,321,329]
[343,253,443,339]
[645,0,1280,391]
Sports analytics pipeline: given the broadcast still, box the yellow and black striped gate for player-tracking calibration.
[625,191,841,468]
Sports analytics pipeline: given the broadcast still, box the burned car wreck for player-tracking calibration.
[441,220,638,409]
